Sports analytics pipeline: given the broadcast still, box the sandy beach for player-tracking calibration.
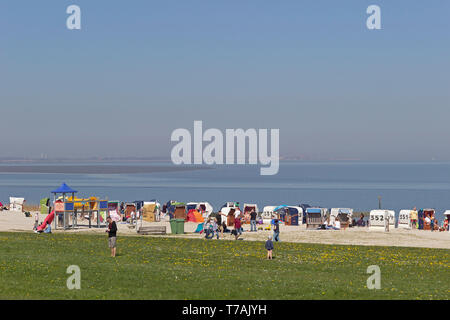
[1,210,449,249]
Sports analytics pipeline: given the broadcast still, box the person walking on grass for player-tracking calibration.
[265,235,274,259]
[273,219,280,242]
[106,216,117,257]
[250,210,257,232]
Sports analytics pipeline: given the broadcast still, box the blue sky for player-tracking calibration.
[0,1,449,160]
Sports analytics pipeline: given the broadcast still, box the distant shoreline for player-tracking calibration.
[0,165,210,174]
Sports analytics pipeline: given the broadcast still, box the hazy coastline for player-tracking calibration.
[0,165,209,174]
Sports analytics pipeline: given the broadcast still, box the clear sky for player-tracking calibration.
[0,0,449,160]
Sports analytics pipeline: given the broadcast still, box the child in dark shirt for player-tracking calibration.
[265,236,274,260]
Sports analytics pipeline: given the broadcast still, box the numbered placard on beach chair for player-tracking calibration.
[369,210,388,231]
[398,210,412,229]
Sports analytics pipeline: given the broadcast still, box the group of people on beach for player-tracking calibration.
[421,212,443,231]
[103,214,277,259]
[202,209,281,242]
[201,209,281,259]
[404,207,446,231]
[5,197,447,261]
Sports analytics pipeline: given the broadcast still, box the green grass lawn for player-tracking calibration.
[0,232,448,299]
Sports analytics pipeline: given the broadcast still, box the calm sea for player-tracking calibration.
[1,161,450,220]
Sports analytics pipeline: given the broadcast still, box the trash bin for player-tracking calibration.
[169,219,177,234]
[175,218,185,234]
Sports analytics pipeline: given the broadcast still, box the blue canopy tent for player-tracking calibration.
[51,183,78,194]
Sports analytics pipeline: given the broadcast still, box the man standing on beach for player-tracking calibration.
[273,219,280,242]
[250,210,257,232]
[106,216,117,257]
[357,214,365,227]
[411,207,418,229]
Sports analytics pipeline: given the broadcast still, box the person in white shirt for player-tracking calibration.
[129,210,136,223]
[334,219,341,230]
